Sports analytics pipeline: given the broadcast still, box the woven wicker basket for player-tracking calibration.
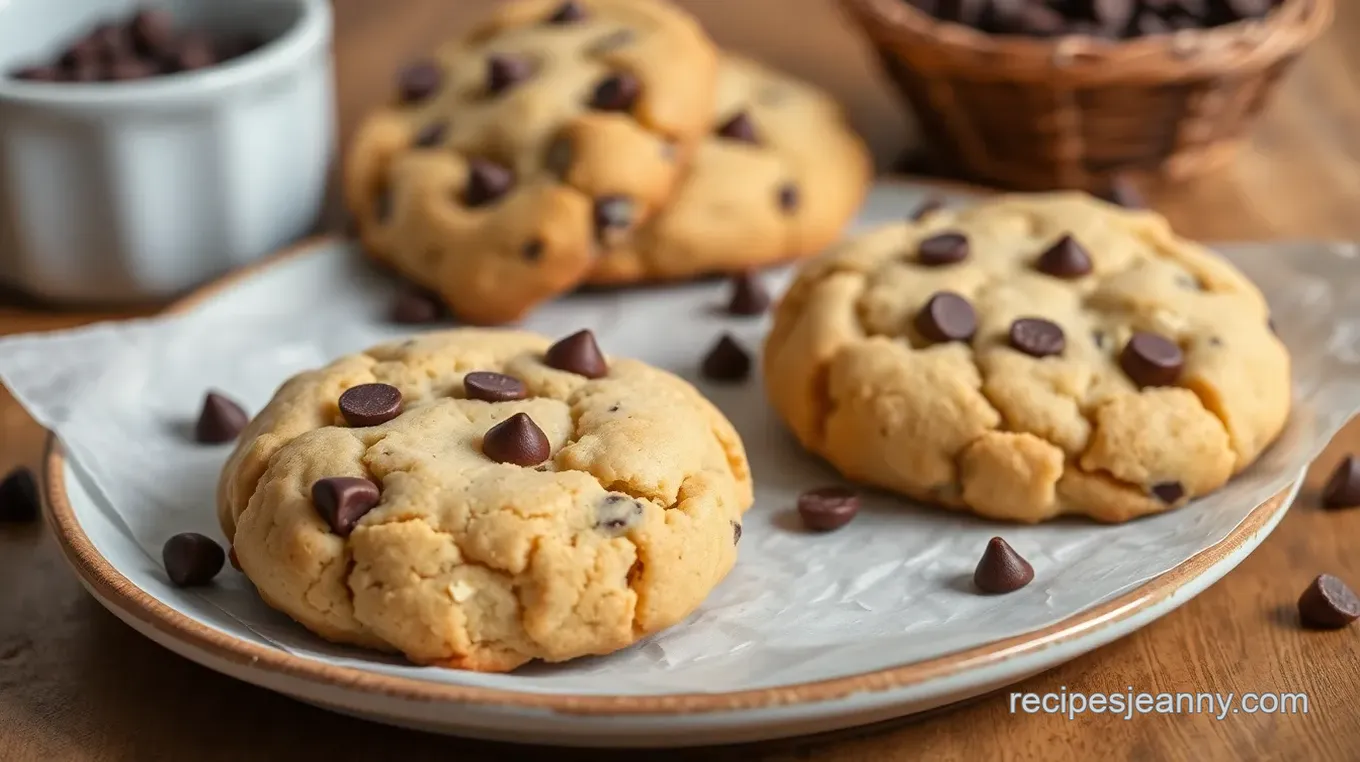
[840,0,1334,192]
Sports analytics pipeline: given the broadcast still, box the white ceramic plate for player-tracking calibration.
[40,183,1304,747]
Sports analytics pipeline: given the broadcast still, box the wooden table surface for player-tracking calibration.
[3,1,1360,759]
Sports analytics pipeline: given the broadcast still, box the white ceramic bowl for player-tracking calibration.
[0,0,334,304]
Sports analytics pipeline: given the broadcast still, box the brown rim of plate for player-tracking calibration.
[38,182,1295,716]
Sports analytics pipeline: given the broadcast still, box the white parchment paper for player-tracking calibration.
[4,185,1360,696]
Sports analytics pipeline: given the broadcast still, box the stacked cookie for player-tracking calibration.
[344,0,871,325]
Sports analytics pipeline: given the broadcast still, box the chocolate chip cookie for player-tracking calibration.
[764,193,1290,523]
[344,0,719,325]
[587,55,872,284]
[217,329,752,671]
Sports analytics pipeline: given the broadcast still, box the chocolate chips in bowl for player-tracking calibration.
[8,7,263,83]
[910,0,1287,39]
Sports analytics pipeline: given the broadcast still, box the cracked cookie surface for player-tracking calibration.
[217,329,752,671]
[763,193,1291,523]
[344,0,718,325]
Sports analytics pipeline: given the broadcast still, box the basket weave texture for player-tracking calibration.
[841,0,1335,191]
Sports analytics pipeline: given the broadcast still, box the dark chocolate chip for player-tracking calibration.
[777,183,800,214]
[702,334,751,382]
[545,330,608,378]
[917,232,969,266]
[1101,176,1146,209]
[1151,481,1185,504]
[732,520,742,545]
[1322,455,1360,509]
[397,61,441,103]
[1009,318,1066,358]
[727,271,771,316]
[106,58,157,81]
[522,238,545,261]
[1298,574,1360,629]
[914,291,977,344]
[413,122,447,147]
[589,72,641,112]
[464,371,528,402]
[716,111,759,144]
[61,35,102,69]
[168,33,217,72]
[162,532,226,587]
[1120,332,1183,387]
[338,383,403,427]
[910,197,944,221]
[1034,235,1093,278]
[797,486,860,531]
[131,9,176,56]
[486,54,532,95]
[595,493,643,534]
[195,391,249,444]
[593,196,633,242]
[463,158,514,207]
[391,287,445,324]
[0,468,39,523]
[482,412,551,467]
[312,477,382,537]
[973,537,1034,594]
[546,0,587,24]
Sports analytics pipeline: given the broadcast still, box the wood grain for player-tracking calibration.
[3,0,1360,759]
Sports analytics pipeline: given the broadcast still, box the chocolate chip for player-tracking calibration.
[777,183,800,214]
[195,392,249,444]
[414,122,447,147]
[917,232,969,266]
[910,197,944,221]
[338,383,403,427]
[1009,318,1066,358]
[545,330,608,378]
[168,33,217,72]
[486,54,532,96]
[546,0,587,24]
[589,72,641,112]
[915,291,977,344]
[522,238,545,261]
[312,477,381,537]
[482,413,551,466]
[1152,481,1185,504]
[797,486,860,531]
[593,196,633,243]
[702,334,751,382]
[162,533,226,587]
[595,494,643,534]
[464,372,528,402]
[1322,455,1360,509]
[0,468,39,523]
[1034,235,1093,278]
[732,521,742,545]
[391,287,445,324]
[1298,574,1360,629]
[716,111,759,144]
[1101,176,1146,209]
[973,537,1034,594]
[107,58,157,81]
[463,158,514,207]
[727,271,771,316]
[397,61,441,103]
[131,9,176,56]
[1120,332,1183,387]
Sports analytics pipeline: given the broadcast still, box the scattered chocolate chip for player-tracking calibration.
[589,72,641,112]
[522,238,545,261]
[228,546,241,571]
[162,533,226,587]
[413,122,447,148]
[1298,574,1360,629]
[917,233,969,266]
[312,477,382,537]
[593,196,633,243]
[910,197,944,221]
[464,371,528,402]
[973,537,1034,594]
[777,183,800,214]
[546,0,587,24]
[168,33,217,72]
[1034,235,1093,278]
[545,330,608,378]
[338,383,403,427]
[727,271,771,316]
[1101,176,1146,208]
[1120,332,1183,387]
[732,521,742,545]
[716,111,759,144]
[397,61,441,103]
[391,287,445,324]
[1322,455,1360,509]
[1152,481,1185,504]
[595,494,643,534]
[0,468,39,523]
[195,392,249,444]
[131,9,176,55]
[482,412,551,467]
[915,291,977,345]
[486,54,532,95]
[702,334,752,382]
[797,486,860,531]
[463,158,514,207]
[1009,318,1066,358]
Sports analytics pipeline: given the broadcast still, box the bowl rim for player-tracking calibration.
[0,0,332,111]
